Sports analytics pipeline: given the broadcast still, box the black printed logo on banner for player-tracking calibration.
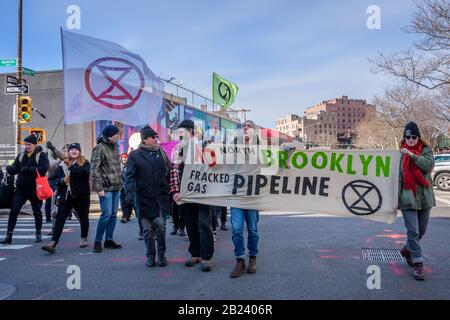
[218,82,231,103]
[342,180,382,215]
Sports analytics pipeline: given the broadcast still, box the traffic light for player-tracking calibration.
[18,96,32,123]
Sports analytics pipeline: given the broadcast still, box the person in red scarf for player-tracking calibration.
[399,121,435,281]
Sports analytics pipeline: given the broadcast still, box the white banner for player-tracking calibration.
[179,144,401,224]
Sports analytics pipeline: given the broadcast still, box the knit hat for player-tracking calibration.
[24,134,37,145]
[178,119,195,131]
[68,143,81,152]
[404,121,421,138]
[102,125,120,138]
[140,125,158,140]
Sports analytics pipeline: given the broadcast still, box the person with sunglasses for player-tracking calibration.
[398,121,435,281]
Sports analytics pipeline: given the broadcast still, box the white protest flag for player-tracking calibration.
[179,145,401,224]
[61,29,164,126]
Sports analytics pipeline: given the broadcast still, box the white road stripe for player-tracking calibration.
[0,258,6,262]
[0,245,33,250]
[0,223,79,227]
[0,228,71,232]
[436,196,450,206]
[0,235,51,239]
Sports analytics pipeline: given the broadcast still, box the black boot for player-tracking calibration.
[0,233,12,245]
[35,231,42,243]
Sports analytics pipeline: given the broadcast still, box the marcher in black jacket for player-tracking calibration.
[1,135,49,244]
[41,143,91,254]
[125,126,171,268]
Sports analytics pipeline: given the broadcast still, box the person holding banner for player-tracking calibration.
[171,120,214,272]
[230,120,260,278]
[398,121,435,281]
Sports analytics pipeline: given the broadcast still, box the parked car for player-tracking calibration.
[432,154,450,191]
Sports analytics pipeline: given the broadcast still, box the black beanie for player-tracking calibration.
[179,119,195,131]
[404,122,421,137]
[68,143,81,152]
[140,126,158,140]
[102,125,120,138]
[24,134,37,145]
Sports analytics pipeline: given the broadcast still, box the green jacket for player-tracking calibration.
[398,146,436,210]
[90,135,122,193]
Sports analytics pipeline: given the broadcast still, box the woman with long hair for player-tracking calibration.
[398,122,435,281]
[41,143,91,254]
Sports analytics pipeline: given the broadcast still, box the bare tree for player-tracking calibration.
[369,0,450,90]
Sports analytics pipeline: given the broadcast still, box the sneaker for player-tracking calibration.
[200,260,212,272]
[158,256,168,267]
[80,238,88,248]
[35,232,42,243]
[146,258,156,268]
[185,257,201,267]
[93,241,102,253]
[213,232,217,242]
[104,240,122,249]
[120,218,127,224]
[230,259,246,278]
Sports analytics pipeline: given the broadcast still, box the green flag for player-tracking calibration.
[212,72,239,108]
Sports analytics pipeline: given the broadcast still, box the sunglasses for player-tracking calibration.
[405,135,418,140]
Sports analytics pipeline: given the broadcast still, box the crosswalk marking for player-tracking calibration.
[0,228,72,232]
[0,223,80,227]
[0,245,33,250]
[0,235,51,239]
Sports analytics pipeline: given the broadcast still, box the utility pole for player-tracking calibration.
[15,0,23,155]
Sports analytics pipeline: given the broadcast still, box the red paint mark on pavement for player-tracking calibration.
[423,266,433,274]
[156,272,173,278]
[110,258,132,262]
[169,258,185,264]
[376,234,406,239]
[389,262,404,276]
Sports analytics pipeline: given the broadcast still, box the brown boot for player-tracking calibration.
[400,247,414,267]
[247,256,256,273]
[230,259,246,278]
[412,263,425,281]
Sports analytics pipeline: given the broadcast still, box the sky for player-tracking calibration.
[0,0,420,128]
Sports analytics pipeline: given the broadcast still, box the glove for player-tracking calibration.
[46,141,56,152]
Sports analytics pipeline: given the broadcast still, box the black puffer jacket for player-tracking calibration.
[6,146,49,191]
[55,160,91,201]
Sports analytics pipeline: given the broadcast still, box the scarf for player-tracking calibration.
[402,140,430,195]
[139,143,171,175]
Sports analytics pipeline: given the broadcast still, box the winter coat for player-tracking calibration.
[6,146,49,191]
[398,146,436,210]
[125,146,170,218]
[55,159,91,202]
[90,135,122,193]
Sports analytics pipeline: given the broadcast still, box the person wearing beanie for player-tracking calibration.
[42,142,91,254]
[90,125,123,253]
[1,135,49,245]
[125,125,171,268]
[170,121,214,272]
[398,121,435,281]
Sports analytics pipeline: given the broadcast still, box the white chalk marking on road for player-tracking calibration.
[0,258,6,262]
[0,245,33,250]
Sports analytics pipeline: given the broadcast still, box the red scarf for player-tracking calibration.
[402,140,430,195]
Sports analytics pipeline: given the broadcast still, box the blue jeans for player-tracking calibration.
[95,191,120,242]
[401,208,431,264]
[231,208,259,259]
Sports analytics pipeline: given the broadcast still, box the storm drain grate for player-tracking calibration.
[0,283,16,300]
[361,248,406,263]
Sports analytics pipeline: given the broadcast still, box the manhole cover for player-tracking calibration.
[361,248,406,263]
[0,283,16,300]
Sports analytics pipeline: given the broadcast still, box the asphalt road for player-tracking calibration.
[0,190,449,300]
